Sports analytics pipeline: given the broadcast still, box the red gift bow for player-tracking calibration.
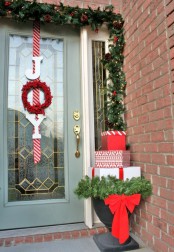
[104,194,141,244]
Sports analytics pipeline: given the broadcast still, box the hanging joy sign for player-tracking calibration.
[21,21,53,164]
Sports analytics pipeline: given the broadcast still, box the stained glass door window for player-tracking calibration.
[8,35,65,201]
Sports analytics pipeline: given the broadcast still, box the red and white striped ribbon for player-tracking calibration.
[33,21,41,164]
[101,131,126,136]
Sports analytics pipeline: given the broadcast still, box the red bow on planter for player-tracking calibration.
[104,194,141,244]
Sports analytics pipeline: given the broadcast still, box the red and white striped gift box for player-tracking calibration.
[101,130,126,150]
[95,150,130,168]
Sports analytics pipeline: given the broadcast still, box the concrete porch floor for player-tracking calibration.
[0,223,154,252]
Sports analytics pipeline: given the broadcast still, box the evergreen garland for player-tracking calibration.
[74,176,152,200]
[1,0,126,130]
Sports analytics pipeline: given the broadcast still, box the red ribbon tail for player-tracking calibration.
[111,208,119,239]
[111,203,129,244]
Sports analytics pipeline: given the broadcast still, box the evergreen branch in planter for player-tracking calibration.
[74,175,152,200]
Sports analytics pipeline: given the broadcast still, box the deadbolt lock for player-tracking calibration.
[73,125,80,135]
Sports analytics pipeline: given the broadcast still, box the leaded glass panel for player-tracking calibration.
[8,35,65,201]
[92,41,106,150]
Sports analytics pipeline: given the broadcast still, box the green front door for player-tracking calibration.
[0,21,83,229]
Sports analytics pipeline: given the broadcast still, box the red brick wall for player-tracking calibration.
[123,1,174,251]
[39,0,121,11]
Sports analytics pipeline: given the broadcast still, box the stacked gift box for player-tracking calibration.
[89,130,141,180]
[89,166,141,181]
[95,150,130,168]
[101,130,126,151]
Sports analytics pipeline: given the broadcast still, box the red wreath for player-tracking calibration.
[22,80,52,114]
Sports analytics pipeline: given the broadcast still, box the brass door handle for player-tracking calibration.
[74,125,80,158]
[75,134,80,158]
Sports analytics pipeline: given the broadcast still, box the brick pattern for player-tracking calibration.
[122,0,174,251]
[166,0,174,90]
[0,227,108,247]
[36,0,122,11]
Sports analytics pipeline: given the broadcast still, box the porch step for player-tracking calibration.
[0,223,107,247]
[0,224,154,251]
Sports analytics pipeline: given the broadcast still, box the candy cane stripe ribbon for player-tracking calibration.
[33,21,41,164]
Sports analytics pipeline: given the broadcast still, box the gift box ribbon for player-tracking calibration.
[119,167,123,180]
[92,167,94,177]
[104,194,141,244]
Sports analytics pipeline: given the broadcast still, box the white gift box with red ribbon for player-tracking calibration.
[95,150,130,168]
[101,130,126,150]
[88,166,141,181]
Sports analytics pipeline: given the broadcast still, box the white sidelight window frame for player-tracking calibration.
[80,26,109,228]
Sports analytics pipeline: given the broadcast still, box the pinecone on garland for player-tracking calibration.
[105,53,112,62]
[113,20,124,29]
[105,119,114,129]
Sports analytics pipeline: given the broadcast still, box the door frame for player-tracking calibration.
[80,26,109,228]
[0,23,109,229]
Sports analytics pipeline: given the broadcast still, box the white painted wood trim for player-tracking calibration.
[80,26,109,228]
[80,27,93,228]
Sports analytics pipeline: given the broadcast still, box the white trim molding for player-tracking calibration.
[80,27,93,228]
[80,26,109,228]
